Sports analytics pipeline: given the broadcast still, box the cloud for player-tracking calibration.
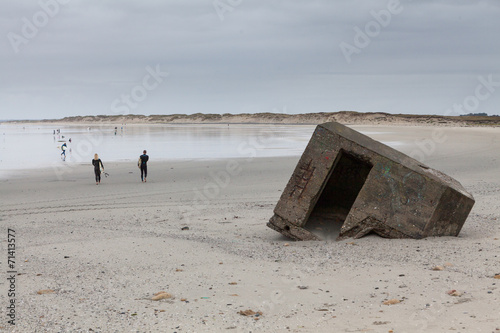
[1,0,499,119]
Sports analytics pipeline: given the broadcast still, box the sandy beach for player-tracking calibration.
[1,125,499,332]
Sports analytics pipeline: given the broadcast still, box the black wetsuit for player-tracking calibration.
[92,159,103,183]
[139,154,149,181]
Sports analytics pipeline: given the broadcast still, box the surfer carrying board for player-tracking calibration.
[61,143,67,161]
[92,154,104,185]
[138,150,149,182]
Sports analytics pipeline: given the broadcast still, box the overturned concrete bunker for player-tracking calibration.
[268,122,475,241]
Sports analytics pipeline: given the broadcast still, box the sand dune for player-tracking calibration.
[5,111,500,127]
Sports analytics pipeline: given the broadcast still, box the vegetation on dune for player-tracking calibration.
[6,111,500,126]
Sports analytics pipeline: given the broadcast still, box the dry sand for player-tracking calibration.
[1,125,499,333]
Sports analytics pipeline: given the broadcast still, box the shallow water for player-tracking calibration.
[0,123,402,176]
[0,124,315,172]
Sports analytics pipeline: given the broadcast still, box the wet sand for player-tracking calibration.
[1,125,499,332]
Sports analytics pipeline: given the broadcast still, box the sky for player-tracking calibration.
[1,0,499,120]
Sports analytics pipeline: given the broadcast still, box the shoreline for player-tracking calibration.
[2,124,499,179]
[0,156,277,181]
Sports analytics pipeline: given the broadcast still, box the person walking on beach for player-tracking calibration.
[92,154,104,185]
[138,150,149,182]
[61,143,67,161]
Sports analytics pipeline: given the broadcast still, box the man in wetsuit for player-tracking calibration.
[138,150,149,182]
[92,154,104,185]
[61,143,67,161]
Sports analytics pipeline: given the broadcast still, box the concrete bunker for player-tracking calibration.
[268,122,475,241]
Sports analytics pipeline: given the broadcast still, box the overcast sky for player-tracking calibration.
[1,0,499,120]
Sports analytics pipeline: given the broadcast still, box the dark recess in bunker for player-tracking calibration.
[305,151,372,239]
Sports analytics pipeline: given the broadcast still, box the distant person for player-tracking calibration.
[138,150,149,182]
[61,143,67,161]
[92,154,104,185]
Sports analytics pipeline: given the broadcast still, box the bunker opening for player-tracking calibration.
[304,151,372,240]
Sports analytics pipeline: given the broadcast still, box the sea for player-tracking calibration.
[0,123,315,175]
[0,123,401,178]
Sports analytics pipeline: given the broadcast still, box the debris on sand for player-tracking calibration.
[446,290,463,297]
[383,299,401,305]
[151,291,172,301]
[432,266,445,271]
[238,310,263,318]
